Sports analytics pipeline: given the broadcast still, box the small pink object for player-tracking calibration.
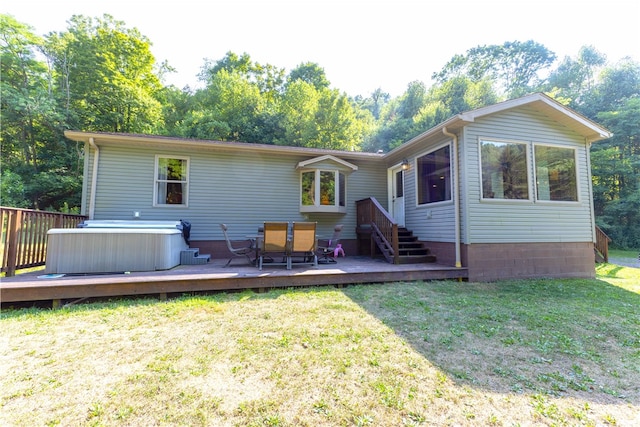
[333,243,345,258]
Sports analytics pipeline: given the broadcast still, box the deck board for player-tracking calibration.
[1,256,467,304]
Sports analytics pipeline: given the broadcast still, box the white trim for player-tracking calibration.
[388,163,406,226]
[414,141,454,207]
[478,137,532,202]
[296,154,358,171]
[153,154,190,207]
[299,169,347,214]
[532,143,581,203]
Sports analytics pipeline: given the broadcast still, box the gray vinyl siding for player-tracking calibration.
[402,136,457,243]
[84,144,386,241]
[463,106,594,243]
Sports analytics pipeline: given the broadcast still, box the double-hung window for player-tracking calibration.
[154,155,189,206]
[417,144,452,205]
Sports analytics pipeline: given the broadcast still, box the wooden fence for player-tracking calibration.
[0,207,87,277]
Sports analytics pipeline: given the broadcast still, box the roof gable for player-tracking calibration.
[296,155,358,171]
[457,93,612,141]
[387,92,612,160]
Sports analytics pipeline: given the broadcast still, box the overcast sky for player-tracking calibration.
[5,0,639,97]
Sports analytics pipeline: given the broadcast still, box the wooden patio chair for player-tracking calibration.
[290,221,318,268]
[259,222,290,270]
[317,224,343,264]
[220,224,254,267]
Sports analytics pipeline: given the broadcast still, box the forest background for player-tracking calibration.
[1,14,639,248]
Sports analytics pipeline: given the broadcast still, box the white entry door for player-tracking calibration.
[391,168,405,226]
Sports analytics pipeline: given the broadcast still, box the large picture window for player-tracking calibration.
[300,169,346,213]
[480,140,529,200]
[417,145,451,205]
[154,156,189,206]
[535,145,578,201]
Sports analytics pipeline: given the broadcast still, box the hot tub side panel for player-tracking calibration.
[45,229,187,274]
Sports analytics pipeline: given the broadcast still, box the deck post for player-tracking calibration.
[6,209,22,277]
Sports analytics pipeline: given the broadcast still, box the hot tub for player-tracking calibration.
[45,223,188,274]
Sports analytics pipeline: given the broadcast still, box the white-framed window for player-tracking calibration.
[480,139,530,201]
[416,144,452,205]
[154,155,189,207]
[534,144,578,202]
[300,169,346,213]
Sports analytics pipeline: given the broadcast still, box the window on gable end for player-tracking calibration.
[480,140,530,200]
[534,145,578,202]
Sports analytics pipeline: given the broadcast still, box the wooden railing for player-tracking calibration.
[0,207,87,277]
[355,197,399,264]
[594,225,611,263]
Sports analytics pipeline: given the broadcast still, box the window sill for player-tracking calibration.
[300,205,347,214]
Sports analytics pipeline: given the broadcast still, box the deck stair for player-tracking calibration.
[181,248,211,265]
[370,226,437,264]
[395,227,437,264]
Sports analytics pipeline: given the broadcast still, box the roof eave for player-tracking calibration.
[64,131,384,161]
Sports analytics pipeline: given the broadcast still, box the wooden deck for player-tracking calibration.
[0,256,467,305]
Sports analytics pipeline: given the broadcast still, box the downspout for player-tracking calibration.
[88,137,99,220]
[585,138,597,245]
[442,127,462,268]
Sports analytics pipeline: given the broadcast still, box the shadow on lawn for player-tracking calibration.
[3,273,639,410]
[342,278,640,406]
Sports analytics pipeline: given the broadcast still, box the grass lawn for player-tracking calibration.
[1,264,638,426]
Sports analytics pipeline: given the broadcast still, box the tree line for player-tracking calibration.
[1,14,638,248]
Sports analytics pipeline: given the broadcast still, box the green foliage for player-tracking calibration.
[0,170,28,208]
[287,62,330,90]
[44,14,164,133]
[432,40,556,97]
[591,94,640,248]
[2,10,639,251]
[544,45,606,104]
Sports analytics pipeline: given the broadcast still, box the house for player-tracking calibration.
[64,93,612,281]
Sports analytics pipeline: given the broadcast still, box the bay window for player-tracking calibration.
[301,169,346,213]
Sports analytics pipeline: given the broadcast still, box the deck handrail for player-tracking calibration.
[594,225,611,263]
[356,197,399,264]
[0,207,87,277]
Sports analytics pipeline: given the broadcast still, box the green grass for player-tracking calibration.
[1,264,639,426]
[609,248,639,260]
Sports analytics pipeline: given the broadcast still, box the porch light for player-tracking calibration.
[401,159,409,170]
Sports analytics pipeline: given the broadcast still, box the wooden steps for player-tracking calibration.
[397,228,437,264]
[367,226,436,265]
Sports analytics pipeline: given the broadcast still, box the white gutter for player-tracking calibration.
[442,127,462,268]
[88,137,99,220]
[585,138,597,244]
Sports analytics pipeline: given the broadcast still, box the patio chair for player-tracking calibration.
[259,222,290,270]
[317,224,343,264]
[220,224,254,267]
[290,221,318,268]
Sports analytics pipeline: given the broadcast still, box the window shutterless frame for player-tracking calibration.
[299,169,347,213]
[478,138,532,202]
[533,143,580,203]
[153,155,190,207]
[415,142,453,207]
